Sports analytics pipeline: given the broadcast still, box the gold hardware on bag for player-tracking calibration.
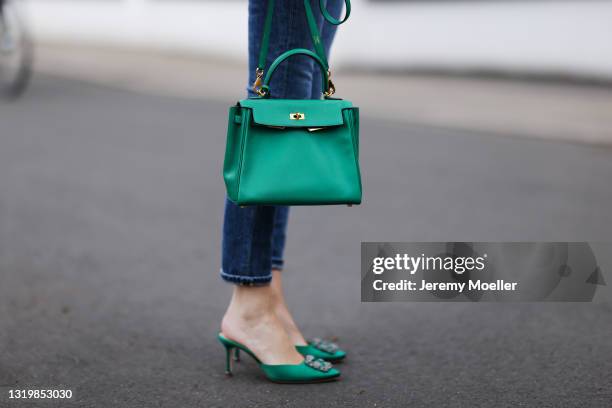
[290,112,305,120]
[252,68,266,96]
[324,70,336,97]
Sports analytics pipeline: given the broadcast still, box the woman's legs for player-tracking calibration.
[221,0,332,364]
[221,0,322,285]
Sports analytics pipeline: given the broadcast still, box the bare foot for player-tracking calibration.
[270,269,308,346]
[221,284,303,365]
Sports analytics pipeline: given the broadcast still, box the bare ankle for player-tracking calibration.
[222,285,277,330]
[269,269,284,303]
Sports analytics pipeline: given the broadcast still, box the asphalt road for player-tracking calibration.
[1,75,611,407]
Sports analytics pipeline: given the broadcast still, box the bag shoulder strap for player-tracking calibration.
[253,0,351,96]
[303,0,351,70]
[256,0,276,74]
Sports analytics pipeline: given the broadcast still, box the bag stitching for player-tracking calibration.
[235,108,250,203]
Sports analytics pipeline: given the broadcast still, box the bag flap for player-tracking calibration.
[238,98,353,127]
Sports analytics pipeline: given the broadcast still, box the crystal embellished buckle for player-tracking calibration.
[304,355,333,372]
[311,338,339,353]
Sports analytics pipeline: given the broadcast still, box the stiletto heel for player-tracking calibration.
[224,345,234,376]
[233,348,240,362]
[217,333,340,383]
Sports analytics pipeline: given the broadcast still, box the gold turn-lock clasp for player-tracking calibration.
[289,112,305,120]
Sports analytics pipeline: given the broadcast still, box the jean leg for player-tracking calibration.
[262,0,334,273]
[221,199,277,285]
[222,0,323,285]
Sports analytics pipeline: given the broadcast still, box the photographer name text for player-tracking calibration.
[371,254,518,292]
[372,279,517,292]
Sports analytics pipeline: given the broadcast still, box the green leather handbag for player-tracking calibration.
[223,0,361,206]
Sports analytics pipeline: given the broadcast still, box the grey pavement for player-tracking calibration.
[1,75,612,407]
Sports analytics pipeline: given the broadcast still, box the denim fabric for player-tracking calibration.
[221,0,342,285]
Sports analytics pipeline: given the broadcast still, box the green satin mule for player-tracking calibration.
[217,333,340,384]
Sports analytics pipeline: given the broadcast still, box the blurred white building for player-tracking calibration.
[25,0,612,79]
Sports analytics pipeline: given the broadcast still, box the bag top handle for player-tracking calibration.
[258,48,330,98]
[252,0,351,97]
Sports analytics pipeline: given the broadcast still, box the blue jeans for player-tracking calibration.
[221,0,343,285]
